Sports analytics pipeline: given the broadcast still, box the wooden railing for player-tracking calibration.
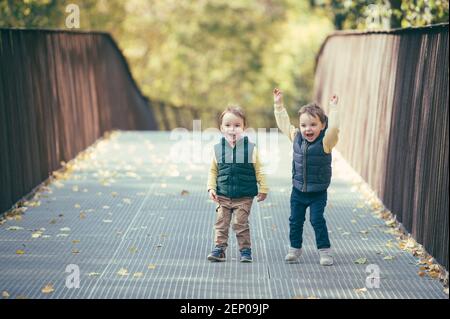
[313,23,449,269]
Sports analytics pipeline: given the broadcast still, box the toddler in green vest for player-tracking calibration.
[207,106,269,262]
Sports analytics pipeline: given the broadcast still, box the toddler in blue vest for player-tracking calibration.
[206,106,269,262]
[273,88,340,266]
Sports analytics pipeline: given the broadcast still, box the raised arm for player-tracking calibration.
[323,94,340,154]
[273,88,297,142]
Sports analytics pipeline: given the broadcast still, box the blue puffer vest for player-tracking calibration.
[292,124,332,192]
[214,136,258,198]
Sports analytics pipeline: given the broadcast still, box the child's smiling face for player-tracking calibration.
[220,112,245,140]
[299,113,325,142]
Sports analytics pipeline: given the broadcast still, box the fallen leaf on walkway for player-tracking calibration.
[385,219,396,227]
[354,287,367,294]
[49,219,57,224]
[355,258,367,265]
[60,227,71,232]
[123,198,132,204]
[74,204,81,209]
[103,219,112,223]
[180,190,189,196]
[72,240,80,244]
[351,219,357,224]
[79,213,86,219]
[117,268,129,276]
[2,291,10,299]
[72,249,80,254]
[23,200,40,207]
[133,272,143,278]
[88,272,101,277]
[16,249,25,255]
[418,271,426,277]
[41,284,54,294]
[54,181,64,188]
[148,264,156,270]
[342,232,351,236]
[359,230,369,235]
[129,247,138,254]
[383,256,395,261]
[31,231,43,238]
[102,206,110,209]
[428,271,440,279]
[7,226,24,231]
[111,192,118,197]
[444,287,449,295]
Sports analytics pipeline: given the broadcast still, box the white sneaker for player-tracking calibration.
[285,247,303,263]
[319,248,333,266]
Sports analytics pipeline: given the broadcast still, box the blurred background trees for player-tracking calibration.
[1,0,448,129]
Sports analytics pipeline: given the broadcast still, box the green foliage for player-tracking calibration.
[1,0,334,129]
[310,0,449,30]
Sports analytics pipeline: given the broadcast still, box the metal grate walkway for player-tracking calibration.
[0,131,447,299]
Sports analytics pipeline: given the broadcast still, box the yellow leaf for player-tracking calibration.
[74,204,81,209]
[354,287,367,293]
[2,291,10,299]
[16,249,25,255]
[385,219,396,227]
[355,258,367,265]
[41,284,54,294]
[88,272,101,277]
[79,213,86,219]
[428,271,440,279]
[147,264,156,270]
[31,231,43,238]
[117,268,129,276]
[7,226,24,231]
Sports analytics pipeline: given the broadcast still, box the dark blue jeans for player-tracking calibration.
[289,187,331,249]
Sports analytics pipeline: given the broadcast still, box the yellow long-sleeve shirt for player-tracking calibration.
[274,104,340,153]
[207,143,269,194]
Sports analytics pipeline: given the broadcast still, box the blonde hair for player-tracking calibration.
[298,102,327,124]
[218,105,247,127]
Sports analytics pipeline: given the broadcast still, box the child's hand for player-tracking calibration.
[329,94,339,106]
[257,193,267,202]
[208,189,219,203]
[273,88,283,107]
